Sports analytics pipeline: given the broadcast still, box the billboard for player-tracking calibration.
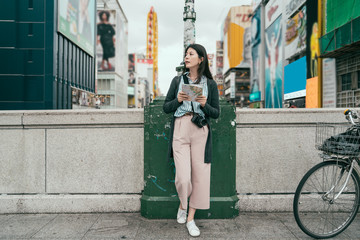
[285,0,306,18]
[285,6,306,59]
[284,56,306,100]
[96,10,116,72]
[306,0,319,78]
[305,77,320,108]
[222,6,252,73]
[252,0,262,10]
[58,0,95,56]
[250,8,261,102]
[322,58,337,108]
[265,16,283,108]
[265,0,284,28]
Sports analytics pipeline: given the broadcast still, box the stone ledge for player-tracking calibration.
[238,194,294,212]
[0,194,141,214]
[236,108,354,125]
[0,111,23,126]
[23,109,144,126]
[0,194,295,213]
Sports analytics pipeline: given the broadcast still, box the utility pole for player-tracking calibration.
[176,0,196,73]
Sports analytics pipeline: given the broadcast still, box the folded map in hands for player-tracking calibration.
[182,84,203,101]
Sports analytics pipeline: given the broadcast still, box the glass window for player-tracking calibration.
[341,73,351,91]
[98,79,102,90]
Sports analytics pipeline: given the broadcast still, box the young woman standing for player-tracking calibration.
[163,44,220,237]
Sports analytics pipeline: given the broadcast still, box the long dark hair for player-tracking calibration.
[183,44,213,82]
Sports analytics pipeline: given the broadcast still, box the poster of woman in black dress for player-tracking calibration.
[97,10,116,71]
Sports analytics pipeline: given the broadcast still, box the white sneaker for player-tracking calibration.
[177,208,187,224]
[186,220,200,237]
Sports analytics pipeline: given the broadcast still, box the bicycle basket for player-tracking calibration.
[315,123,360,156]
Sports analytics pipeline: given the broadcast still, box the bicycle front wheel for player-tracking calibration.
[293,160,360,239]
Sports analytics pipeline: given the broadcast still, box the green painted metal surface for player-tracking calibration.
[325,0,360,34]
[141,97,238,219]
[320,16,360,55]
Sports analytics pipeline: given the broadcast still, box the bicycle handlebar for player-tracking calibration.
[344,109,358,125]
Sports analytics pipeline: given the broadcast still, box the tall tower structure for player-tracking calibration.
[146,7,159,98]
[177,0,196,73]
[183,0,196,49]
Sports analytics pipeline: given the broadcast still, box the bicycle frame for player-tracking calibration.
[321,157,360,204]
[323,160,355,202]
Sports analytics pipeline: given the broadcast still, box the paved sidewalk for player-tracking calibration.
[0,212,359,239]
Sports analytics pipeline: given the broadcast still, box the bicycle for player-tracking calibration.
[293,109,360,239]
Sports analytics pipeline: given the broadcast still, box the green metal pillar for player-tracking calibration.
[141,96,238,219]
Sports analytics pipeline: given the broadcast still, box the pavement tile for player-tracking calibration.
[0,212,358,239]
[83,213,141,239]
[135,218,190,240]
[235,213,298,240]
[31,213,100,239]
[0,214,15,224]
[0,214,57,239]
[338,215,360,240]
[274,212,357,240]
[192,219,239,239]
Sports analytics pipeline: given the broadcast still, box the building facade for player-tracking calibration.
[320,0,360,108]
[0,0,96,110]
[95,0,128,109]
[249,0,322,108]
[222,6,252,108]
[128,53,152,108]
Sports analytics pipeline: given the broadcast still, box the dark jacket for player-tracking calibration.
[163,75,220,163]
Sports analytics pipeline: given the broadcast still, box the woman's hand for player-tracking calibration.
[178,91,189,103]
[195,95,207,107]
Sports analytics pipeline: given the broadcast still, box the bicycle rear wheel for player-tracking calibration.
[293,160,360,239]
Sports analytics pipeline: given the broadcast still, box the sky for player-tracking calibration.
[118,0,252,94]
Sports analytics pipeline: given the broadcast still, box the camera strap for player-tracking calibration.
[183,74,195,113]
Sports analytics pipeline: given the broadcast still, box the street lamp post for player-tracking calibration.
[176,0,196,73]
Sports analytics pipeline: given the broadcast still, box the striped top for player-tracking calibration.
[174,73,208,118]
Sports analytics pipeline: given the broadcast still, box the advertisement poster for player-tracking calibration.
[306,0,319,78]
[97,10,116,72]
[222,6,252,73]
[252,0,262,11]
[285,6,306,59]
[285,0,306,18]
[265,0,283,28]
[322,58,337,108]
[250,8,261,102]
[284,56,306,100]
[265,16,283,108]
[58,0,95,56]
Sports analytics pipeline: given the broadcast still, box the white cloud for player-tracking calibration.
[119,0,251,94]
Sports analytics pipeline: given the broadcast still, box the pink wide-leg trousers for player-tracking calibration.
[172,115,211,210]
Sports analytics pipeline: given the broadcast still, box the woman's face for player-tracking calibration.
[184,48,202,70]
[101,13,108,21]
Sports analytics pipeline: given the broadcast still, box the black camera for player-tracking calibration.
[191,113,207,128]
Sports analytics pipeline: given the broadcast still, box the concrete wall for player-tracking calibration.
[236,108,351,211]
[0,108,353,213]
[0,109,143,213]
